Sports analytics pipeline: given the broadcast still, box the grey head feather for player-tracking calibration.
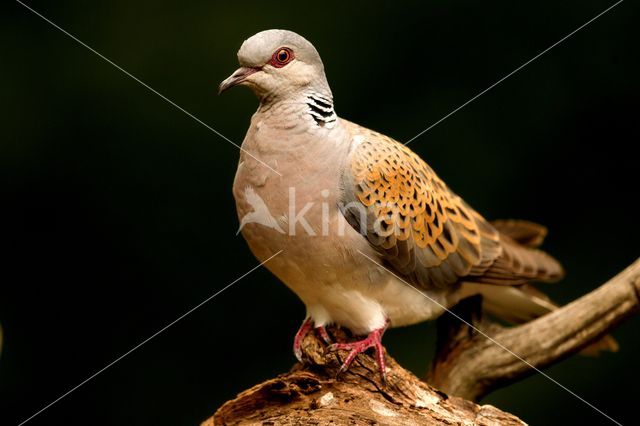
[235,29,332,100]
[238,29,324,70]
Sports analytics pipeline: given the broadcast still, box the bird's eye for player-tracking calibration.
[278,50,289,62]
[270,47,294,68]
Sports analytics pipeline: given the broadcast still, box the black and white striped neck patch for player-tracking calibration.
[306,94,337,127]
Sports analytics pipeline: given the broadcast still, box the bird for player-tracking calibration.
[218,29,596,381]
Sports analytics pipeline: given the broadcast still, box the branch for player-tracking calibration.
[205,329,524,425]
[428,257,640,401]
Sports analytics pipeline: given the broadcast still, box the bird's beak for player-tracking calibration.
[218,67,261,94]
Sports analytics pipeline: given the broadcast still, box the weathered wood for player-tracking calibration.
[428,258,640,401]
[206,328,524,425]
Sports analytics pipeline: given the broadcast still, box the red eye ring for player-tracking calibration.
[270,47,294,68]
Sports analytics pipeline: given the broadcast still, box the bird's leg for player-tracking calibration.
[294,318,333,362]
[327,320,389,382]
[293,317,313,362]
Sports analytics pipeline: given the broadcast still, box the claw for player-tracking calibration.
[315,326,332,344]
[327,323,388,382]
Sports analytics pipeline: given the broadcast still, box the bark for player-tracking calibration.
[207,330,524,425]
[204,258,640,425]
[428,258,640,401]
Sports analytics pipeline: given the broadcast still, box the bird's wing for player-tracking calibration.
[339,124,563,289]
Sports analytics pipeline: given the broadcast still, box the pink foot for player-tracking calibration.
[328,322,389,382]
[293,319,333,362]
[293,318,313,362]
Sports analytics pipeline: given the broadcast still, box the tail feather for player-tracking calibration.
[457,219,616,354]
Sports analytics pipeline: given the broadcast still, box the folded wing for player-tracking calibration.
[339,125,564,290]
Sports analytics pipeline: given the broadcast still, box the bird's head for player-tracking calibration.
[219,29,330,101]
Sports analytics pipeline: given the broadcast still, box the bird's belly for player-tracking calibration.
[236,211,450,333]
[233,169,451,334]
[372,277,449,328]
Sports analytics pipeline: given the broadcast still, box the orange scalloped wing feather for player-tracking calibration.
[340,126,563,289]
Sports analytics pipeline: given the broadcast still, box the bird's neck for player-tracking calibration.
[303,91,337,127]
[257,87,337,129]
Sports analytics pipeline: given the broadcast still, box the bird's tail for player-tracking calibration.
[458,219,617,355]
[460,282,619,356]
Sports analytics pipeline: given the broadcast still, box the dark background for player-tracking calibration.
[1,0,638,424]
